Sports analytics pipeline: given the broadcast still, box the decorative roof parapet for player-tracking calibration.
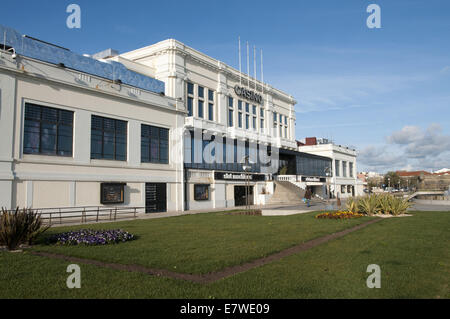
[0,24,165,94]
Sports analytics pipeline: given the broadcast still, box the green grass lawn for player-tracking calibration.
[30,211,371,274]
[0,211,449,299]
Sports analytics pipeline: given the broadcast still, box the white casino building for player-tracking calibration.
[1,25,335,213]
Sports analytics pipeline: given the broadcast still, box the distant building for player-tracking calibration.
[396,170,432,177]
[298,138,361,198]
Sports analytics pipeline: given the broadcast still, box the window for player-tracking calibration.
[187,97,193,117]
[194,184,210,201]
[349,162,354,177]
[198,101,204,118]
[197,85,205,118]
[141,124,169,164]
[246,114,249,129]
[208,103,214,121]
[23,103,73,157]
[252,116,256,130]
[335,160,340,177]
[208,89,214,121]
[245,103,249,113]
[238,112,243,128]
[238,100,242,110]
[228,109,234,127]
[228,97,234,127]
[187,82,194,95]
[187,82,194,117]
[91,115,127,161]
[260,108,265,132]
[252,105,257,115]
[343,161,347,177]
[341,185,346,193]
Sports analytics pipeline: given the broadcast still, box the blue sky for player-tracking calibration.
[2,0,450,172]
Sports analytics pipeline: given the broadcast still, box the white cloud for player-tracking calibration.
[359,124,450,172]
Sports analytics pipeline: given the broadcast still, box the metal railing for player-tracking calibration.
[2,206,147,226]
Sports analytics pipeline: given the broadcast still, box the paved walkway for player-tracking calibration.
[32,218,381,284]
[48,200,338,228]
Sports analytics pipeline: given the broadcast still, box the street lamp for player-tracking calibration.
[241,155,253,212]
[324,166,332,209]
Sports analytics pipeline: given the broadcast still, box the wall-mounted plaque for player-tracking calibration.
[101,183,125,204]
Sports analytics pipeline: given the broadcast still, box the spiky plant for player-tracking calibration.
[26,210,49,245]
[346,197,360,213]
[358,194,381,216]
[390,197,412,216]
[378,194,393,215]
[0,208,49,251]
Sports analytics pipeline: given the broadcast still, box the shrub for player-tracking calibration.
[355,194,412,216]
[389,197,412,216]
[378,194,393,215]
[346,197,360,213]
[48,229,135,246]
[0,208,49,251]
[358,194,381,216]
[316,211,364,219]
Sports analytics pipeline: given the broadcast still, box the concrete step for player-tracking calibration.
[267,181,307,205]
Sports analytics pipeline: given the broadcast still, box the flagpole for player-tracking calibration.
[253,45,257,90]
[247,41,250,89]
[238,36,242,86]
[261,49,264,94]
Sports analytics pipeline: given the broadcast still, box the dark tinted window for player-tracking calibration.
[91,115,127,161]
[141,124,169,164]
[24,103,73,157]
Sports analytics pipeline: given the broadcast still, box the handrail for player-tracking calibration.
[1,206,147,226]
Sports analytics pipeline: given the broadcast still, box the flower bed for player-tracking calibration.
[315,211,364,220]
[48,229,135,246]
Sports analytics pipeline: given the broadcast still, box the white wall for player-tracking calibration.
[0,53,185,211]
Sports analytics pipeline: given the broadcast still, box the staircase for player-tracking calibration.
[267,181,306,205]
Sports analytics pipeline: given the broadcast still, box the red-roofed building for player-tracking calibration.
[396,171,432,177]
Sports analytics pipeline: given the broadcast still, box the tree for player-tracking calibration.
[384,171,400,189]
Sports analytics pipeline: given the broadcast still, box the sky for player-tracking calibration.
[2,0,450,173]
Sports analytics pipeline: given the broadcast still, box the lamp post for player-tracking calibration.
[241,155,253,212]
[324,166,332,209]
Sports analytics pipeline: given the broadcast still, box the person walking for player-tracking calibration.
[305,187,312,208]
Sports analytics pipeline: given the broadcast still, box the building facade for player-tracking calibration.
[298,138,359,199]
[1,25,348,213]
[118,39,300,210]
[0,25,185,212]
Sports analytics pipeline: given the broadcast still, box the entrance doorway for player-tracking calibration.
[234,185,254,207]
[145,183,167,213]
